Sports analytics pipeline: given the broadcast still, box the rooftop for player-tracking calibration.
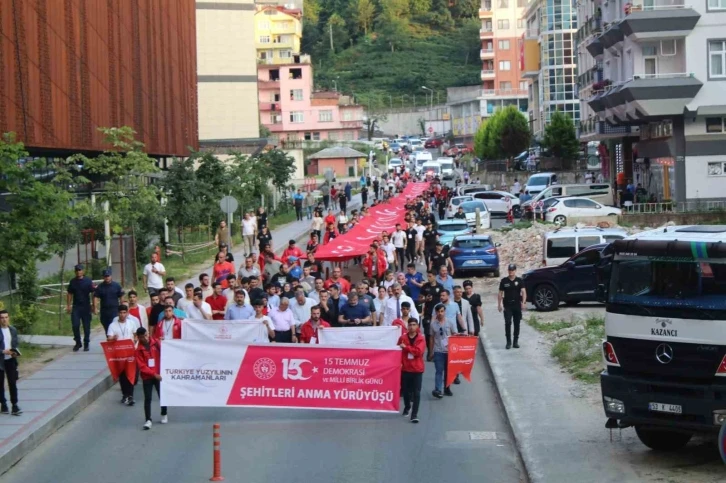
[308,146,368,160]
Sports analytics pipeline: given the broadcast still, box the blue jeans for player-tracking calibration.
[433,352,448,392]
[306,206,313,219]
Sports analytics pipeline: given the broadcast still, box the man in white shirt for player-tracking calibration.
[269,297,297,343]
[391,224,407,271]
[414,219,425,261]
[382,283,419,326]
[186,292,213,320]
[380,235,396,271]
[142,253,166,293]
[238,256,261,279]
[176,283,195,315]
[241,213,257,257]
[512,179,521,195]
[106,305,140,406]
[198,273,213,300]
[290,289,315,337]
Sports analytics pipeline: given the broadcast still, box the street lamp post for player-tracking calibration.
[421,86,434,111]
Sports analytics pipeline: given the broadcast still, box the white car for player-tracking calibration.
[446,195,474,218]
[459,200,491,229]
[388,158,403,172]
[470,190,521,217]
[545,197,622,225]
[436,157,455,178]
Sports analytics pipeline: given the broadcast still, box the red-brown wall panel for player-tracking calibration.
[1,0,198,157]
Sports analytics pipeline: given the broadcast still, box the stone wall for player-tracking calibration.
[472,169,587,189]
[620,212,726,227]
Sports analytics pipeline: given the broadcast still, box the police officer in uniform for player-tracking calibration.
[66,264,96,352]
[94,268,124,334]
[497,264,526,349]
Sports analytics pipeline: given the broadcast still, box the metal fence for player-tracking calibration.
[622,201,726,214]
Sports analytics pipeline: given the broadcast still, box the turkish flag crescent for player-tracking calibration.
[446,336,479,388]
[100,340,137,385]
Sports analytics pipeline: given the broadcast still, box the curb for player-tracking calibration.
[478,333,537,483]
[0,370,114,476]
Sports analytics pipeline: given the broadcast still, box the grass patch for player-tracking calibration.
[527,314,605,384]
[17,341,50,362]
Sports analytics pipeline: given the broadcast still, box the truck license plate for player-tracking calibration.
[648,402,682,414]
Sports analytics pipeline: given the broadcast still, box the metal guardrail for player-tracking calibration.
[623,201,726,214]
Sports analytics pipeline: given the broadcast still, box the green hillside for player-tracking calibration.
[302,0,482,109]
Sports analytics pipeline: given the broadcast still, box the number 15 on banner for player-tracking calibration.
[282,359,312,381]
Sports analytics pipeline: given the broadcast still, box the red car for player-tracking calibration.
[444,144,473,157]
[424,138,444,149]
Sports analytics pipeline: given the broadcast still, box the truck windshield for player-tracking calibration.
[609,259,726,310]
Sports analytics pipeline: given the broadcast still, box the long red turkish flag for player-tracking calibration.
[315,182,430,261]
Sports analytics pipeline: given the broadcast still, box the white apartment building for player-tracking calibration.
[577,0,726,202]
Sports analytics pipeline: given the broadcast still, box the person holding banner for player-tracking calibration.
[299,306,330,344]
[134,327,167,430]
[399,318,425,423]
[252,300,276,341]
[339,293,372,327]
[269,298,297,343]
[106,305,139,406]
[428,304,459,398]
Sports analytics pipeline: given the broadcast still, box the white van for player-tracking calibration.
[525,172,558,195]
[421,161,441,178]
[542,227,627,266]
[436,157,455,178]
[531,183,614,206]
[415,152,433,174]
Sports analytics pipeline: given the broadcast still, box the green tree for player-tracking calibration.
[450,0,478,18]
[410,0,432,14]
[228,152,273,214]
[304,0,321,24]
[359,93,389,140]
[160,157,205,259]
[381,0,410,17]
[326,13,348,52]
[542,110,580,162]
[353,0,376,35]
[257,149,297,195]
[474,106,530,162]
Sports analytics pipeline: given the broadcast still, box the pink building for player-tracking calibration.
[258,60,364,145]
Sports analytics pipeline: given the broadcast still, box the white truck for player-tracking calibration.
[597,225,726,451]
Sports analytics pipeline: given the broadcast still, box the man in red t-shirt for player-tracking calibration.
[299,306,330,344]
[324,266,351,294]
[212,252,235,289]
[205,282,228,320]
[281,240,304,266]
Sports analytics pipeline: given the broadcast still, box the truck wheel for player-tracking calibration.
[533,284,559,311]
[635,427,693,451]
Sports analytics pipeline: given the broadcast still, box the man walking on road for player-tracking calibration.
[0,310,22,416]
[66,264,96,352]
[293,189,305,221]
[463,280,484,336]
[428,304,458,398]
[94,268,124,334]
[106,305,139,406]
[399,318,425,423]
[142,253,166,295]
[497,264,527,349]
[135,327,166,430]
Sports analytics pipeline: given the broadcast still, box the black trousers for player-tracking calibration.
[402,371,422,417]
[503,307,522,342]
[295,205,303,221]
[395,247,405,269]
[100,307,118,334]
[0,358,19,406]
[275,330,292,343]
[71,306,92,345]
[143,379,167,421]
[119,372,134,399]
[406,243,416,262]
[322,195,330,209]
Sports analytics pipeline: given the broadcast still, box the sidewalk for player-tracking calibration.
[0,195,361,476]
[478,302,722,483]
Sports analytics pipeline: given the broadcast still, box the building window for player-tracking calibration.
[290,111,304,123]
[258,21,270,30]
[500,81,512,90]
[290,68,303,79]
[706,117,725,133]
[517,18,525,28]
[498,19,510,29]
[498,40,510,49]
[290,89,303,101]
[709,0,726,9]
[313,132,321,141]
[499,60,511,71]
[343,131,355,141]
[660,40,676,56]
[520,80,528,90]
[259,35,270,43]
[280,50,292,59]
[499,0,508,7]
[708,162,726,176]
[319,110,333,122]
[709,40,726,78]
[304,132,312,141]
[329,132,338,141]
[342,110,354,121]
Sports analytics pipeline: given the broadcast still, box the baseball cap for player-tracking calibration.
[74,264,84,271]
[463,280,473,287]
[102,268,112,277]
[508,264,517,271]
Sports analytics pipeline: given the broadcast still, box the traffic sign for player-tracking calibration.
[219,195,239,214]
[428,126,434,133]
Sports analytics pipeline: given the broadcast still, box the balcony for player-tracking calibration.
[481,69,495,80]
[480,47,494,59]
[587,73,702,123]
[579,118,636,140]
[258,79,280,89]
[480,27,493,39]
[479,2,493,18]
[482,88,528,98]
[576,16,602,44]
[341,120,364,129]
[620,0,699,40]
[265,122,285,133]
[577,63,604,91]
[259,102,280,111]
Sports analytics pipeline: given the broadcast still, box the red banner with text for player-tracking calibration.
[100,340,137,384]
[446,336,478,387]
[161,340,402,412]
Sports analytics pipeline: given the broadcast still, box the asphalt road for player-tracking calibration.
[3,347,526,483]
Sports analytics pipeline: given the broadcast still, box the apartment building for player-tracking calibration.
[523,0,580,137]
[480,0,529,119]
[254,5,303,65]
[258,59,364,145]
[577,0,726,203]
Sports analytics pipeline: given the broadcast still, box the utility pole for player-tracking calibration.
[329,23,334,53]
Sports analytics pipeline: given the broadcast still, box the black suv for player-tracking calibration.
[522,243,607,311]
